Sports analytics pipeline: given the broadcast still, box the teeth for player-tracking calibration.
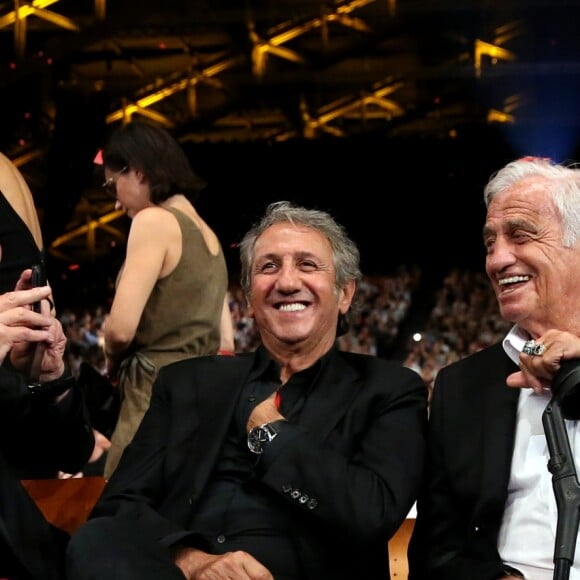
[498,275,530,285]
[279,303,306,312]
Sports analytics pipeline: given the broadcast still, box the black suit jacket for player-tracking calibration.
[0,365,94,580]
[91,348,428,579]
[408,341,522,580]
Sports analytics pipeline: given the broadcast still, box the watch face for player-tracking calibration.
[247,426,267,454]
[247,424,277,454]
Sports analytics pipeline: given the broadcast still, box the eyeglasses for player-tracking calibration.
[102,166,128,197]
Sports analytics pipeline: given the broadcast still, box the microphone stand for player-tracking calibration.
[542,361,580,580]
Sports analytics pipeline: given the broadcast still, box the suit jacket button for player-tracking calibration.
[299,494,309,504]
[307,498,318,510]
[291,489,301,499]
[282,484,292,494]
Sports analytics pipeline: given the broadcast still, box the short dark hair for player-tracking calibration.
[102,121,206,204]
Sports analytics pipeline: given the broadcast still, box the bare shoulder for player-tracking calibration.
[132,206,179,230]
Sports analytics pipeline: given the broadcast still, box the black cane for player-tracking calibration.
[542,360,580,580]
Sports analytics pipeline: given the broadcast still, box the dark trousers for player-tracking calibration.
[66,517,184,580]
[67,516,304,580]
[0,453,69,580]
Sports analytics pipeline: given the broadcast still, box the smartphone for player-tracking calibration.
[31,263,47,314]
[29,262,48,382]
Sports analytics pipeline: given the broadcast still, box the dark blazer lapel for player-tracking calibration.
[298,350,361,439]
[474,344,520,524]
[180,354,255,497]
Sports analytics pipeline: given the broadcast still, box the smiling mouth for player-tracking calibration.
[277,303,306,312]
[497,275,531,290]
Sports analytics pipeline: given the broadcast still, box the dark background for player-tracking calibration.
[188,129,516,274]
[3,1,578,309]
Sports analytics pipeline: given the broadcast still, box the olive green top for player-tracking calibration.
[104,207,228,478]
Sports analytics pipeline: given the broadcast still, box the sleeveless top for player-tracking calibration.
[132,208,227,358]
[0,191,43,294]
[104,207,228,477]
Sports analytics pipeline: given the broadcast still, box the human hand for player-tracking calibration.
[58,470,84,479]
[507,330,580,394]
[172,546,274,580]
[15,266,56,314]
[89,429,111,463]
[34,308,67,382]
[0,277,54,367]
[246,390,285,432]
[11,296,66,382]
[8,268,65,380]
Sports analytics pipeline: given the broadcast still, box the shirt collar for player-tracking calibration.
[249,344,335,383]
[502,324,532,365]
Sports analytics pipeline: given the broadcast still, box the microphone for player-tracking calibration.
[542,359,580,580]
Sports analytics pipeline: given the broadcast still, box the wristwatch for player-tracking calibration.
[247,422,280,454]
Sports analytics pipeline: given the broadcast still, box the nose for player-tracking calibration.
[485,236,516,275]
[275,263,301,293]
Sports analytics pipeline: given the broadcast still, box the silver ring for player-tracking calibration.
[522,340,546,356]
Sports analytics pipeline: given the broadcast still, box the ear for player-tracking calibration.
[338,279,356,314]
[135,169,146,184]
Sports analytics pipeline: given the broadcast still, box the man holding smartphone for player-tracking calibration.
[0,268,95,580]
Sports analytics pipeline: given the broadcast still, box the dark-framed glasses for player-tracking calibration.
[102,166,128,197]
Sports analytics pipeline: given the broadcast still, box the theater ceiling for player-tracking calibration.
[1,0,579,264]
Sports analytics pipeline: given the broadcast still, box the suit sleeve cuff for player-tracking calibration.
[259,420,303,470]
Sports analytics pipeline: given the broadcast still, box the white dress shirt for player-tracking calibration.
[498,325,580,579]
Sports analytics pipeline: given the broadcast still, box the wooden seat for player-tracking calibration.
[389,518,415,579]
[21,476,107,535]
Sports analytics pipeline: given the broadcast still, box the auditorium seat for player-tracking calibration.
[389,518,415,578]
[21,476,106,535]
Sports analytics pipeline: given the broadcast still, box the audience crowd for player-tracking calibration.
[403,268,511,397]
